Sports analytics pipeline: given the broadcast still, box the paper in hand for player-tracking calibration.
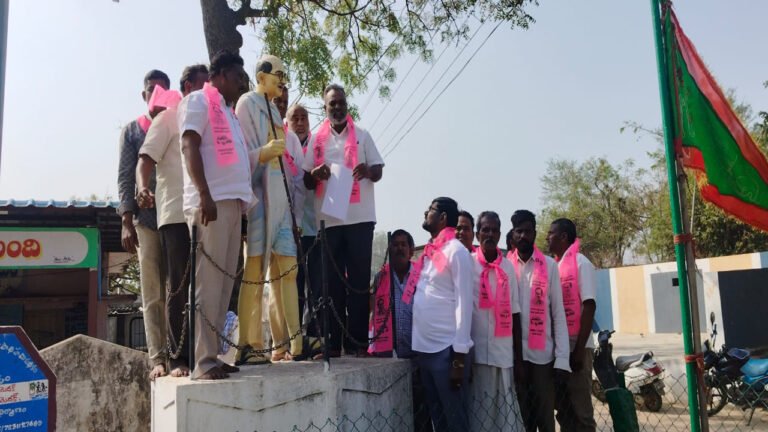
[148,86,182,112]
[320,163,353,221]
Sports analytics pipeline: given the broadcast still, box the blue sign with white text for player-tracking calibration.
[0,327,56,432]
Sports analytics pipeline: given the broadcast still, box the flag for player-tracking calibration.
[664,7,768,231]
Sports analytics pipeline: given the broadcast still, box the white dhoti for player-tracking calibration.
[468,364,525,432]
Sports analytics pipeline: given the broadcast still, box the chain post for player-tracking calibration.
[320,220,330,371]
[386,231,396,356]
[188,224,197,372]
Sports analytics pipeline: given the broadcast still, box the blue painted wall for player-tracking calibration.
[760,251,768,268]
[593,269,613,331]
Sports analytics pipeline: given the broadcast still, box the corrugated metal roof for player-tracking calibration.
[0,199,120,208]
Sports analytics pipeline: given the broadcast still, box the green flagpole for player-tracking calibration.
[649,1,702,431]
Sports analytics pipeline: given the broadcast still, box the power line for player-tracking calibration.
[368,17,475,142]
[378,20,487,154]
[383,21,503,159]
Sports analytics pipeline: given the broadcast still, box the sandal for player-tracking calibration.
[235,347,271,366]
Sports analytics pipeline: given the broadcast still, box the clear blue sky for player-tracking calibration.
[1,1,766,245]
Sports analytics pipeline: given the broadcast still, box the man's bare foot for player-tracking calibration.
[220,363,239,373]
[170,365,190,378]
[197,366,229,380]
[271,351,287,362]
[149,364,167,381]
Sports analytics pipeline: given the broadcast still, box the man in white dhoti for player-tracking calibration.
[469,211,525,431]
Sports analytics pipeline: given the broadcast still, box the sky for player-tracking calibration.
[1,1,767,246]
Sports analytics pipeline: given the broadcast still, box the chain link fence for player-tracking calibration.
[223,371,766,432]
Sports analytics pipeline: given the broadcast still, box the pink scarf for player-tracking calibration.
[401,227,456,305]
[368,262,419,354]
[136,115,151,134]
[203,83,239,167]
[313,115,360,203]
[477,248,512,337]
[557,239,582,337]
[148,85,182,112]
[512,246,549,351]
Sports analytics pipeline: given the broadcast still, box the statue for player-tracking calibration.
[234,55,305,363]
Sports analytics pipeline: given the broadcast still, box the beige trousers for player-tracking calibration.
[135,223,165,367]
[187,200,242,379]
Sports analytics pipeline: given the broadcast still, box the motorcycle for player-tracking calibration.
[591,330,667,412]
[702,312,768,424]
[591,329,639,432]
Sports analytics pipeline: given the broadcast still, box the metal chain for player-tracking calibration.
[327,298,394,348]
[167,307,189,360]
[164,252,192,360]
[199,238,319,285]
[196,297,328,355]
[320,237,384,295]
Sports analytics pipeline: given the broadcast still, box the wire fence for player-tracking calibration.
[244,371,765,432]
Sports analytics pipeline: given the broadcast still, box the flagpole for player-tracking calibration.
[649,1,703,431]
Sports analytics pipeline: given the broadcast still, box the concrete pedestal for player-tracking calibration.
[152,358,412,432]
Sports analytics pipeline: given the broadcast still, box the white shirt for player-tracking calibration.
[178,90,253,211]
[300,123,384,228]
[559,253,597,351]
[471,251,521,368]
[412,238,474,354]
[139,107,184,227]
[514,252,571,372]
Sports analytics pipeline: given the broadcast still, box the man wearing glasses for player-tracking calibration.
[235,55,306,363]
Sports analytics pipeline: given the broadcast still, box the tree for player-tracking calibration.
[539,157,648,268]
[108,255,141,296]
[200,0,537,99]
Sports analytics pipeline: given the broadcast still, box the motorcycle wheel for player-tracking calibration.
[592,379,607,403]
[706,383,728,416]
[643,390,663,412]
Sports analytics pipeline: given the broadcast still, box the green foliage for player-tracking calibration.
[232,0,537,100]
[539,157,649,268]
[109,255,141,296]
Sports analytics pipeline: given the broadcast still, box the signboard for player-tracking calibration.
[0,326,56,432]
[0,228,98,269]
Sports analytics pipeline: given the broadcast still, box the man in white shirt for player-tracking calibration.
[136,64,209,378]
[179,50,252,380]
[510,210,570,432]
[547,218,597,432]
[469,211,525,432]
[412,197,473,432]
[288,104,321,352]
[302,84,384,357]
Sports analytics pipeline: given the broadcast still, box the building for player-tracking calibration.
[0,199,139,350]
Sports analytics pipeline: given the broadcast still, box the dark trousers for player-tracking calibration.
[159,223,190,366]
[416,347,471,432]
[517,361,556,432]
[321,222,374,352]
[297,235,320,331]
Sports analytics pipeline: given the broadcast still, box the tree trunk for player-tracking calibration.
[200,0,244,59]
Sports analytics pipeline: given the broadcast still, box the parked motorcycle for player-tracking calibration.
[702,312,768,424]
[591,330,667,412]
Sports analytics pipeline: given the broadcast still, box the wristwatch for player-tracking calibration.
[452,360,464,369]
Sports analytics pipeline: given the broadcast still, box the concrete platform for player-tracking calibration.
[152,358,412,432]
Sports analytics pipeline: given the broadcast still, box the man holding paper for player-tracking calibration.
[302,83,384,357]
[136,64,209,378]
